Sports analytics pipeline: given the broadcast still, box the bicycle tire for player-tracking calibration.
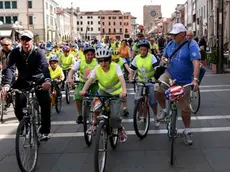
[0,93,4,123]
[109,127,118,150]
[133,98,150,139]
[94,122,108,172]
[189,87,200,114]
[65,84,70,104]
[170,109,177,165]
[15,118,39,172]
[55,96,62,114]
[83,102,92,147]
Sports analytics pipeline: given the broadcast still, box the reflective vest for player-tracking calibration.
[116,58,124,72]
[70,50,77,57]
[79,58,97,82]
[136,53,155,82]
[78,51,85,60]
[60,54,74,70]
[49,65,64,80]
[95,62,122,95]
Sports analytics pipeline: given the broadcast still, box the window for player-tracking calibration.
[113,28,116,33]
[113,22,115,25]
[108,22,110,25]
[91,27,93,31]
[204,6,205,18]
[77,21,79,25]
[112,16,116,19]
[108,16,111,19]
[80,16,82,19]
[81,28,83,31]
[87,27,90,31]
[91,21,93,25]
[28,0,32,8]
[108,28,111,33]
[29,16,33,24]
[12,16,18,22]
[120,28,122,33]
[46,15,49,25]
[126,22,129,26]
[120,22,122,25]
[98,27,100,31]
[46,2,48,10]
[98,16,100,19]
[50,17,53,26]
[125,28,128,33]
[77,28,79,31]
[98,21,100,25]
[101,17,105,19]
[102,28,105,33]
[80,21,83,25]
[0,16,4,22]
[87,16,90,19]
[87,21,90,25]
[119,16,122,19]
[12,1,17,8]
[5,16,11,24]
[0,1,3,9]
[201,7,203,17]
[102,22,104,26]
[5,1,11,9]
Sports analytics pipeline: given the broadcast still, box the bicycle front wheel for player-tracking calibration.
[55,95,62,114]
[94,122,108,172]
[83,102,92,147]
[170,109,177,165]
[65,83,70,104]
[189,87,200,114]
[133,98,150,139]
[15,118,39,172]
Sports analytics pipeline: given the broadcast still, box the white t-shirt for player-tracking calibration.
[89,64,123,79]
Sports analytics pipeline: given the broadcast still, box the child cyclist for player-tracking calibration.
[80,47,128,143]
[111,49,131,116]
[67,46,98,124]
[48,55,65,99]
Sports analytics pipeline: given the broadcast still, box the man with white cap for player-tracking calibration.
[2,30,52,141]
[154,23,200,146]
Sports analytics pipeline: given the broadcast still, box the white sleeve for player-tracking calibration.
[116,64,123,77]
[72,60,81,71]
[89,68,97,79]
[151,55,158,64]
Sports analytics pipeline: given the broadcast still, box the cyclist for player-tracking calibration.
[59,46,75,89]
[111,50,131,116]
[77,43,85,60]
[79,47,128,143]
[45,46,54,62]
[49,55,64,99]
[129,40,160,127]
[67,46,98,124]
[69,43,78,59]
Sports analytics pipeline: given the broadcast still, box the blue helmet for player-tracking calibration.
[137,40,150,49]
[49,55,59,63]
[83,46,95,54]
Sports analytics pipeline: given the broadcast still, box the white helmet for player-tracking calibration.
[95,47,112,58]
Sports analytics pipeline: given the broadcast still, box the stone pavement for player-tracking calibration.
[1,71,230,171]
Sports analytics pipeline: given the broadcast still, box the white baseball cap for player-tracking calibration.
[21,30,34,39]
[169,23,187,35]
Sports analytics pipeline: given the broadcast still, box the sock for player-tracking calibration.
[185,128,191,134]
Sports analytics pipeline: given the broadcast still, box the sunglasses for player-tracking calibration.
[98,59,110,63]
[2,44,10,46]
[21,36,32,42]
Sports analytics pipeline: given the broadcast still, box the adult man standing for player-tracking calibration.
[155,23,200,145]
[2,30,51,140]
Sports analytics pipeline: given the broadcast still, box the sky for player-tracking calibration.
[57,0,187,24]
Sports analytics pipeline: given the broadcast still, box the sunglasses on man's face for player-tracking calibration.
[98,59,110,63]
[2,44,10,46]
[21,36,31,42]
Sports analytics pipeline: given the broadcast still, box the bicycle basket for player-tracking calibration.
[165,86,185,101]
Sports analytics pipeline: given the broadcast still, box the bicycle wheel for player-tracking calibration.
[15,118,39,172]
[170,109,177,165]
[189,87,200,114]
[133,98,150,139]
[94,122,108,172]
[65,83,70,104]
[109,127,119,150]
[83,101,92,147]
[55,95,62,114]
[0,93,5,123]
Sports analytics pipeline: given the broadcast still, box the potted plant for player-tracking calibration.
[207,47,217,72]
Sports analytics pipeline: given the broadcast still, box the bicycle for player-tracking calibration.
[157,79,193,165]
[91,94,120,172]
[189,87,200,114]
[131,80,155,139]
[50,80,62,114]
[12,83,42,172]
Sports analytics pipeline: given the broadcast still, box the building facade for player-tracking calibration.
[143,5,162,33]
[196,0,208,39]
[0,0,59,41]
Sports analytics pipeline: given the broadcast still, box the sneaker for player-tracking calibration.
[119,127,128,143]
[40,134,50,141]
[86,123,97,135]
[183,130,193,146]
[157,110,168,121]
[154,117,160,127]
[123,108,129,117]
[76,115,83,124]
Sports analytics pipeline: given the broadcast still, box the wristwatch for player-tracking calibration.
[193,78,199,82]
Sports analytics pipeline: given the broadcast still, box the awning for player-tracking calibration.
[0,30,12,37]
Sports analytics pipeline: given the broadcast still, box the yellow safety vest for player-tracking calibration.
[136,53,155,82]
[95,62,122,95]
[61,54,74,70]
[78,51,85,60]
[79,58,97,82]
[116,58,124,72]
[49,65,64,80]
